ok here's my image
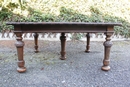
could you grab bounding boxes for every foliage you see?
[0,0,130,37]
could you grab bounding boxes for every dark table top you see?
[6,22,122,26]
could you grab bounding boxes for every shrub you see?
[0,0,130,37]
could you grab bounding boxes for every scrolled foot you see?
[17,67,26,73]
[101,66,110,71]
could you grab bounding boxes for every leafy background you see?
[0,0,130,37]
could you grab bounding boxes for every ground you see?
[0,40,130,87]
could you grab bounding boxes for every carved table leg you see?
[101,34,113,71]
[60,33,66,60]
[85,33,90,53]
[33,33,39,53]
[15,33,26,73]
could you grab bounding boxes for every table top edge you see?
[6,22,122,26]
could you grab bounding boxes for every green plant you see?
[0,0,130,38]
[71,33,84,40]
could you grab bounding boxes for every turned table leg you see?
[33,33,39,53]
[101,34,113,71]
[15,33,26,73]
[60,33,66,60]
[85,33,90,53]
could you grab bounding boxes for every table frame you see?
[6,22,121,73]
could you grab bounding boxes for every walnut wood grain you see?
[6,22,122,72]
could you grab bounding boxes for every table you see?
[6,22,121,73]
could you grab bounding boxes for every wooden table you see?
[6,22,121,73]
